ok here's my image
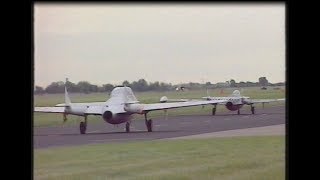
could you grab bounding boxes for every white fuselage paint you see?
[62,87,143,124]
[204,90,251,111]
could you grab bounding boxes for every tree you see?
[77,81,92,94]
[122,80,130,87]
[230,79,236,87]
[90,85,98,93]
[34,86,45,94]
[45,81,64,93]
[149,81,160,91]
[259,77,269,87]
[159,82,171,91]
[131,79,148,91]
[65,80,79,93]
[238,81,246,87]
[102,84,114,92]
[246,81,256,87]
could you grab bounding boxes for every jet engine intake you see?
[124,104,144,114]
[226,101,233,107]
[225,101,243,111]
[102,111,113,121]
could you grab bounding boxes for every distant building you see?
[215,82,230,88]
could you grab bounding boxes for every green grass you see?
[34,86,285,127]
[34,135,285,180]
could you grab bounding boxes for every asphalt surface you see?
[34,106,285,149]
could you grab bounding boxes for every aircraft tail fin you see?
[54,81,72,107]
[65,86,71,106]
[65,78,71,106]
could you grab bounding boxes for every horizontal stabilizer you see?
[124,100,140,104]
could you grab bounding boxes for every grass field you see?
[34,135,285,180]
[34,86,285,127]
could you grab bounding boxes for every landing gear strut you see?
[63,113,67,123]
[80,115,87,134]
[144,113,153,132]
[237,109,240,115]
[126,121,130,133]
[212,105,217,116]
[251,105,255,114]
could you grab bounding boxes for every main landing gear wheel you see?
[251,106,255,114]
[126,122,130,133]
[144,113,153,132]
[146,119,153,132]
[212,106,216,116]
[80,122,86,134]
[79,115,87,134]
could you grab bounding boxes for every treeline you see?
[35,79,172,94]
[34,77,285,94]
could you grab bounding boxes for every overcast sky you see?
[34,3,285,87]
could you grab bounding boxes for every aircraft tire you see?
[126,122,130,132]
[147,119,153,132]
[80,122,86,134]
[212,108,216,115]
[251,107,255,114]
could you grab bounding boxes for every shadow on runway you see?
[34,130,181,136]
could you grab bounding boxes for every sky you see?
[34,3,285,87]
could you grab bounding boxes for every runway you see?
[34,106,285,149]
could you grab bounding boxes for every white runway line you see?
[87,130,100,133]
[155,124,167,127]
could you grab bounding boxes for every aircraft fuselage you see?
[225,102,244,111]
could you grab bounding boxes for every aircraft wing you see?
[55,102,106,107]
[247,98,285,104]
[85,105,127,115]
[142,99,227,112]
[34,107,65,113]
[35,103,127,116]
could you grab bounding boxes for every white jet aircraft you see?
[160,90,285,115]
[34,86,227,134]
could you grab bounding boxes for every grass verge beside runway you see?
[34,135,285,180]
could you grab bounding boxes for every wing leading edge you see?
[249,98,285,104]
